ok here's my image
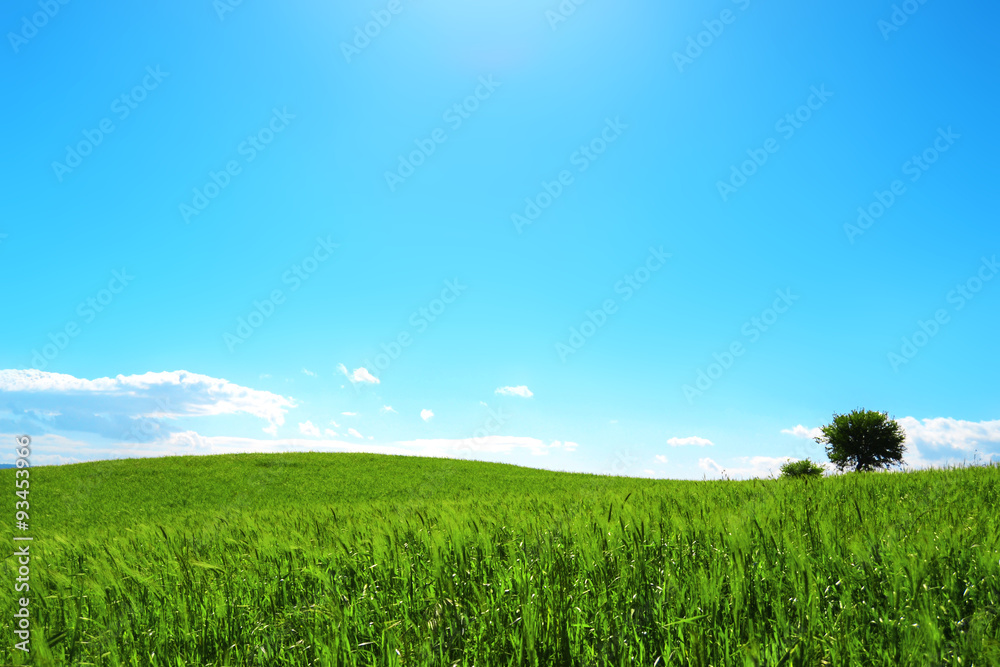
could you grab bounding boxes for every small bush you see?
[780,458,825,479]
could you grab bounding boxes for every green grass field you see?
[3,453,999,666]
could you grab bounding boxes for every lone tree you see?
[815,408,906,472]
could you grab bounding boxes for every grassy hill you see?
[3,453,999,666]
[18,452,675,536]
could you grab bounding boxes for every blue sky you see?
[1,0,998,478]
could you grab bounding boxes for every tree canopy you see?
[816,409,906,472]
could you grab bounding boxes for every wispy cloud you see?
[341,412,357,417]
[495,385,533,398]
[698,456,787,479]
[0,431,584,465]
[547,440,578,452]
[668,436,714,447]
[336,363,379,385]
[393,435,577,457]
[781,424,822,439]
[301,368,317,377]
[381,405,397,414]
[298,420,320,437]
[420,409,434,422]
[347,427,363,439]
[655,455,669,463]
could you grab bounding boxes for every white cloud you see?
[336,364,379,385]
[329,419,340,427]
[781,424,823,440]
[381,405,397,414]
[0,432,97,465]
[655,455,669,464]
[301,368,317,377]
[420,409,434,422]
[0,369,296,436]
[348,428,363,439]
[698,457,724,475]
[495,385,533,398]
[898,417,1000,468]
[668,436,714,447]
[341,412,357,417]
[899,417,1000,452]
[352,368,379,384]
[547,440,579,453]
[324,429,338,437]
[298,420,320,437]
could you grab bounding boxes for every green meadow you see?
[3,453,999,666]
